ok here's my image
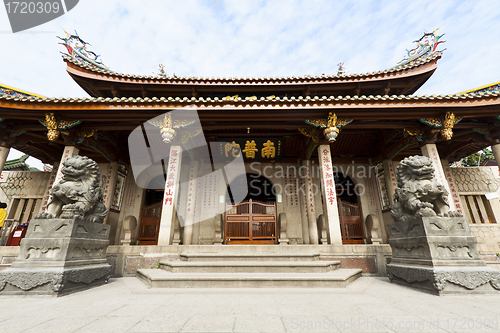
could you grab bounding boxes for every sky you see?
[2,0,500,169]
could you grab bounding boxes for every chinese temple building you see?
[1,30,500,277]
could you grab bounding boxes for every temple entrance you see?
[224,174,277,244]
[137,175,165,245]
[334,173,364,244]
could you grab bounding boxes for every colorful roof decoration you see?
[157,64,167,77]
[0,83,44,98]
[58,30,111,72]
[459,81,500,95]
[395,29,445,68]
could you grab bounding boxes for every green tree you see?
[461,148,494,167]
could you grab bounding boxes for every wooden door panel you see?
[225,199,276,244]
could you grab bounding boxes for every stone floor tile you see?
[179,315,235,332]
[233,315,286,333]
[24,317,100,333]
[73,316,143,333]
[237,302,280,316]
[128,316,192,333]
[106,303,163,317]
[352,303,408,317]
[277,303,325,316]
[236,294,276,305]
[1,316,83,333]
[192,303,241,316]
[148,304,195,318]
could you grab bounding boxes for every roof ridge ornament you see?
[156,64,167,77]
[58,30,111,72]
[337,62,345,76]
[395,28,446,68]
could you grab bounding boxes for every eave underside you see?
[1,104,499,166]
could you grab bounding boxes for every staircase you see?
[137,252,362,288]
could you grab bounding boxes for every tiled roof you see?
[1,86,498,105]
[4,155,29,170]
[62,52,442,85]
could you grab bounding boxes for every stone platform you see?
[0,218,112,295]
[138,252,361,288]
[387,216,500,295]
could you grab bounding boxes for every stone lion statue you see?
[36,155,108,223]
[391,155,461,223]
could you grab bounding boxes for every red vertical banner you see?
[318,145,342,245]
[158,146,182,245]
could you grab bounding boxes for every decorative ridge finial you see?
[58,30,111,72]
[394,28,446,68]
[337,62,345,76]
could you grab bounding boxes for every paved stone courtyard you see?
[0,276,499,333]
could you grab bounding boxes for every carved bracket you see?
[39,113,81,142]
[420,112,462,140]
[303,112,353,143]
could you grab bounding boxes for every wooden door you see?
[338,199,364,244]
[138,202,162,245]
[225,199,276,244]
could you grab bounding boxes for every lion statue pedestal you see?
[386,156,500,295]
[0,156,112,295]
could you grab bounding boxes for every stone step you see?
[160,260,340,273]
[0,264,11,271]
[137,269,362,288]
[180,252,320,261]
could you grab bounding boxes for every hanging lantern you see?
[160,127,176,143]
[148,113,196,144]
[323,127,340,142]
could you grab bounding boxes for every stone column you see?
[318,145,343,245]
[0,146,10,174]
[491,143,500,176]
[441,159,465,215]
[38,162,59,213]
[382,159,397,205]
[40,146,79,213]
[183,160,199,245]
[53,146,80,185]
[421,144,454,211]
[298,174,310,244]
[102,161,119,225]
[157,146,182,246]
[302,160,319,244]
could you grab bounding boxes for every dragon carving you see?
[36,156,108,223]
[391,156,461,222]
